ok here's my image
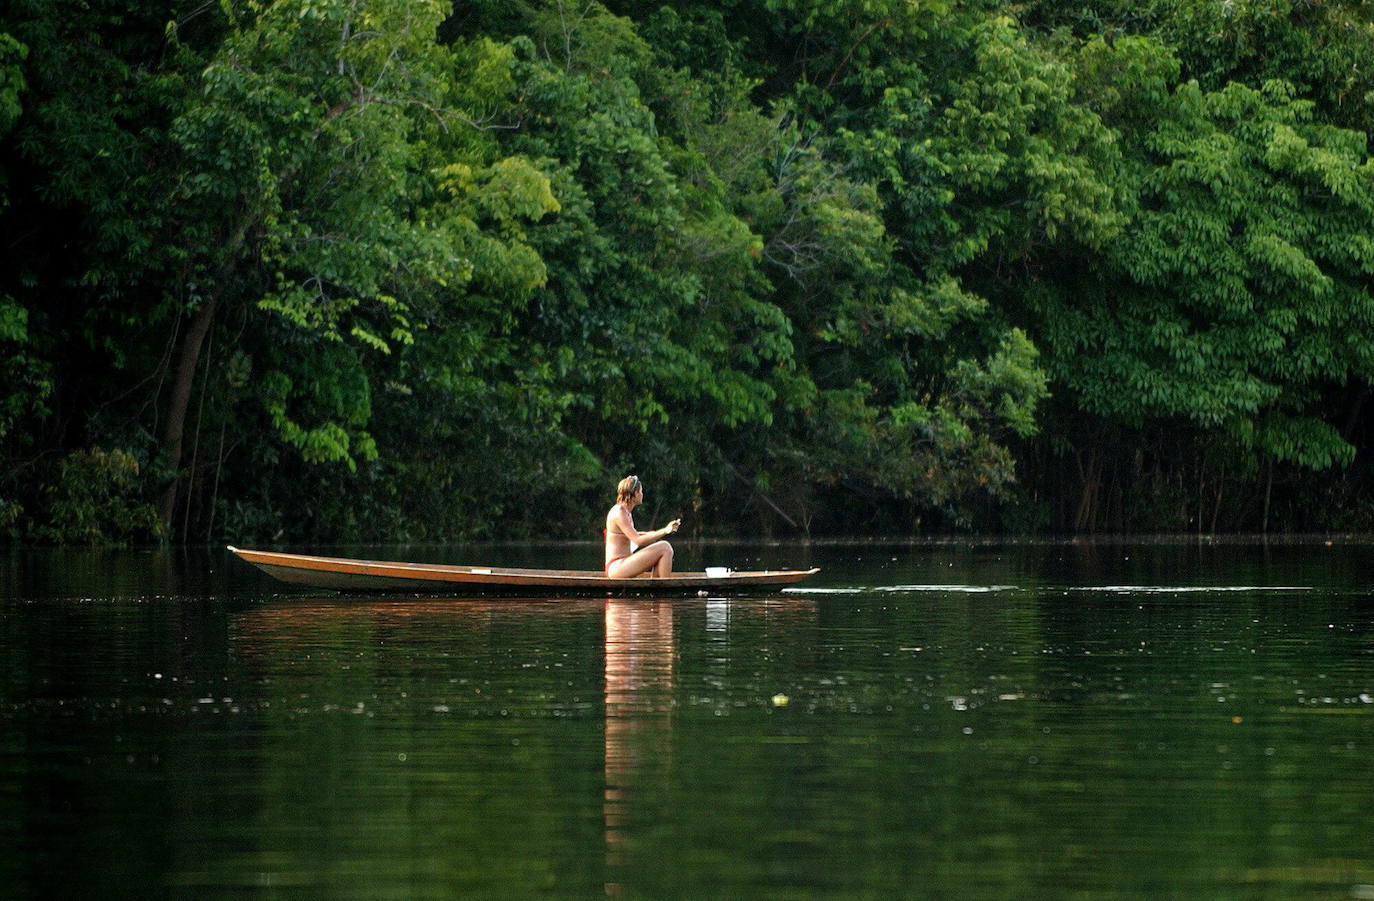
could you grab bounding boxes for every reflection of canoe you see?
[228,546,819,594]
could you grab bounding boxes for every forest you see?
[3,0,1374,544]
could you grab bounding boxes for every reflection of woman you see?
[604,475,681,578]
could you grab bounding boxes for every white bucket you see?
[705,566,731,579]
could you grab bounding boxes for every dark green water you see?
[4,540,1374,899]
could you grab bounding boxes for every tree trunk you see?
[1261,460,1273,534]
[1210,464,1224,534]
[1073,448,1100,532]
[1343,385,1369,440]
[159,297,219,531]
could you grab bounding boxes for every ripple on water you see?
[6,543,1374,899]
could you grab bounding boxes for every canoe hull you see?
[228,546,819,594]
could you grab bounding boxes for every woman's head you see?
[616,475,642,505]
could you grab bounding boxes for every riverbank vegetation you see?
[3,0,1374,544]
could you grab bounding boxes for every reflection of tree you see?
[603,600,675,897]
[227,597,612,894]
[226,594,828,896]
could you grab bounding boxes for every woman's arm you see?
[613,507,680,546]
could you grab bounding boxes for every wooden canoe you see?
[228,546,819,594]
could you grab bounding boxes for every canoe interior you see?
[228,546,818,595]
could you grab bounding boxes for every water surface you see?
[3,540,1374,898]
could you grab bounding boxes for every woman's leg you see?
[652,540,674,577]
[606,541,674,578]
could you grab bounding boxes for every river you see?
[3,539,1374,898]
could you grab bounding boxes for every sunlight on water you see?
[786,584,1021,593]
[1065,584,1315,593]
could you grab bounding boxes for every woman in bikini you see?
[605,475,681,578]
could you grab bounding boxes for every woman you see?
[604,475,681,578]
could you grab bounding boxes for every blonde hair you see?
[616,475,641,505]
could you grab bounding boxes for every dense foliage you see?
[2,0,1374,544]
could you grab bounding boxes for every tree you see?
[1045,39,1374,465]
[0,30,44,532]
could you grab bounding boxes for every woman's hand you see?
[666,518,682,535]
